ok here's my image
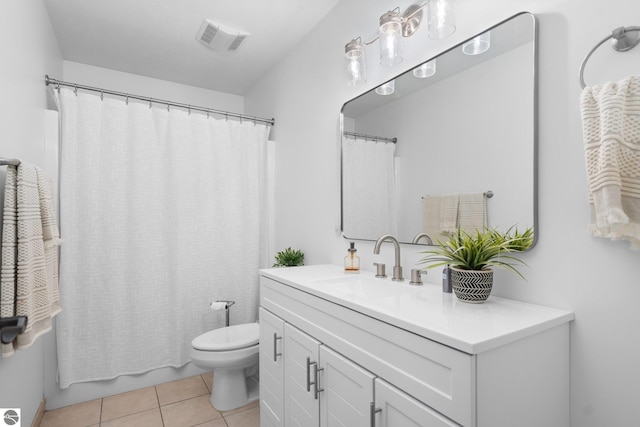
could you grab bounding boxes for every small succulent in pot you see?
[273,247,305,268]
[419,226,534,278]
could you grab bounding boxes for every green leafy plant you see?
[419,227,534,279]
[273,247,305,268]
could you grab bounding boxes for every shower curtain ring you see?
[73,85,77,96]
[125,95,129,105]
[100,90,104,101]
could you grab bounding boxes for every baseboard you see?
[31,398,46,427]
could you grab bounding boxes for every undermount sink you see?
[308,274,416,301]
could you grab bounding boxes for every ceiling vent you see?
[196,20,249,53]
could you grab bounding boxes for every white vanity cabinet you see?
[259,265,574,427]
[259,307,376,426]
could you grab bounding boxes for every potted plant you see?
[272,247,305,268]
[419,227,533,303]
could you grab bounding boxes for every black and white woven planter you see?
[450,266,493,303]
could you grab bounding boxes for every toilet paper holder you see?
[211,300,236,327]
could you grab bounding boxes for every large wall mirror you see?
[341,12,537,246]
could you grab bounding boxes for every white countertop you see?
[260,264,574,354]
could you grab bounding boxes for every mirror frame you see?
[340,11,538,249]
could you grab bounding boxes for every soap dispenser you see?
[344,242,360,273]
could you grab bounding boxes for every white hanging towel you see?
[458,192,486,234]
[422,195,443,240]
[581,75,640,249]
[440,193,460,235]
[1,163,62,357]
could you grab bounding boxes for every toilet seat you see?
[192,323,259,351]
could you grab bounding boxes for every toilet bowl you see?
[191,322,260,411]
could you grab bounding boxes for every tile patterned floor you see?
[39,373,259,427]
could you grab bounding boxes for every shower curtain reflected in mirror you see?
[55,87,270,388]
[342,137,397,240]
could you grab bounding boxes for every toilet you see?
[191,322,260,411]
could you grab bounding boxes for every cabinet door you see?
[319,346,375,427]
[374,379,461,427]
[259,308,285,427]
[284,323,321,427]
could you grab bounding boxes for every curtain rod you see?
[44,75,275,126]
[343,131,397,143]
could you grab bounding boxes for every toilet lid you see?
[192,323,259,351]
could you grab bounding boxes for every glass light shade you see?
[413,59,436,78]
[345,39,367,86]
[379,11,403,66]
[462,31,491,55]
[375,80,395,95]
[428,0,456,39]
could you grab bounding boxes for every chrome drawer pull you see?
[306,357,314,392]
[313,363,324,400]
[370,402,381,427]
[273,333,282,361]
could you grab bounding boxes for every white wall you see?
[245,0,640,426]
[0,1,62,425]
[62,61,244,114]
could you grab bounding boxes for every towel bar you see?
[0,157,20,166]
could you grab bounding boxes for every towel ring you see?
[579,26,640,89]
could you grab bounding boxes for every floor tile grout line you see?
[154,385,167,427]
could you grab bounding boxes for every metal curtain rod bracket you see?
[44,75,275,126]
[579,26,640,89]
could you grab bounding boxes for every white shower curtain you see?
[55,87,270,388]
[342,137,397,240]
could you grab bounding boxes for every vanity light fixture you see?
[413,59,436,78]
[345,37,367,86]
[428,0,456,39]
[344,1,455,85]
[462,31,491,55]
[375,80,395,95]
[379,8,404,66]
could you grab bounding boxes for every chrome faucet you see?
[373,234,403,281]
[412,233,434,245]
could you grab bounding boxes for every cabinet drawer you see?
[375,378,461,427]
[261,277,475,426]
